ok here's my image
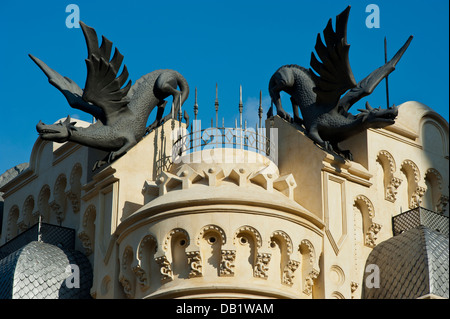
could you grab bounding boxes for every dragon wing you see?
[29,54,106,122]
[80,21,132,124]
[309,6,357,109]
[337,35,413,113]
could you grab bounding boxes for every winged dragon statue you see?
[268,6,413,160]
[30,22,189,170]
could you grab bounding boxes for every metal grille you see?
[172,127,276,163]
[0,222,75,260]
[392,207,449,237]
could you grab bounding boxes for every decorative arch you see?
[37,184,51,222]
[161,228,190,280]
[68,163,82,214]
[299,239,320,296]
[401,160,426,209]
[354,195,382,248]
[18,195,35,232]
[424,168,448,213]
[234,225,270,279]
[133,234,157,290]
[52,174,67,224]
[78,204,96,256]
[7,205,19,240]
[196,224,226,246]
[119,245,136,299]
[376,150,402,202]
[270,230,299,286]
[233,225,262,248]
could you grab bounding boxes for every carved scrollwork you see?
[78,204,96,256]
[119,247,135,299]
[282,260,300,286]
[219,250,236,277]
[68,163,82,213]
[187,251,203,278]
[155,255,174,283]
[303,269,320,296]
[254,252,271,279]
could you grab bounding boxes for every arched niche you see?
[78,204,96,256]
[354,195,382,248]
[37,185,51,223]
[376,150,402,202]
[269,230,299,286]
[197,225,226,277]
[68,163,82,214]
[233,225,270,279]
[7,205,19,240]
[401,160,426,209]
[424,168,448,214]
[52,174,68,224]
[18,195,35,232]
[134,234,158,290]
[299,239,320,296]
[119,246,136,299]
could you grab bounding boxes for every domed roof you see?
[0,241,92,299]
[362,226,449,299]
[394,101,449,136]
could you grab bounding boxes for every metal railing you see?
[172,126,276,163]
[0,222,75,260]
[392,206,449,237]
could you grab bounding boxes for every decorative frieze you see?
[254,252,271,279]
[187,251,203,278]
[219,250,236,277]
[155,255,174,283]
[282,260,300,286]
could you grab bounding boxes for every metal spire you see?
[239,85,243,129]
[258,90,263,129]
[215,83,219,128]
[384,37,390,109]
[194,87,198,121]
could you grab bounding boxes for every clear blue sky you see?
[0,0,448,175]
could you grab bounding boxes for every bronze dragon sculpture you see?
[268,6,413,160]
[30,22,189,170]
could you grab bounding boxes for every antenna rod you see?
[215,83,219,128]
[258,90,263,129]
[239,85,243,129]
[384,37,390,108]
[194,87,198,121]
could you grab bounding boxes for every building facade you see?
[0,100,448,299]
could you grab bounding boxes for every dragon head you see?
[36,116,78,143]
[357,102,398,129]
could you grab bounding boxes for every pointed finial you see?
[38,214,43,242]
[258,90,263,128]
[215,83,219,128]
[239,85,243,128]
[194,87,198,121]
